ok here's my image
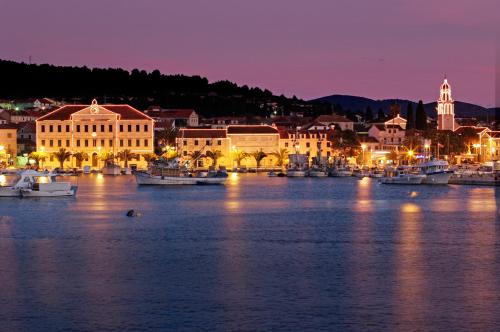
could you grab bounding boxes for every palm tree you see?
[117,149,138,168]
[271,148,289,167]
[73,151,89,168]
[142,152,158,166]
[188,150,205,168]
[232,150,248,167]
[156,127,179,153]
[205,150,223,167]
[251,149,267,169]
[29,151,46,169]
[162,149,178,161]
[52,148,72,169]
[99,152,116,166]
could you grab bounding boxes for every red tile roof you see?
[147,109,196,119]
[37,104,152,121]
[227,125,278,134]
[180,129,227,139]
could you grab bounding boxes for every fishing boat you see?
[0,170,77,197]
[329,166,353,177]
[134,158,227,185]
[307,167,328,177]
[380,166,425,185]
[414,160,453,184]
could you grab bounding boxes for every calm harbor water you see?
[0,174,499,331]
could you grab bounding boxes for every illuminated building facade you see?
[36,100,154,169]
[437,78,456,131]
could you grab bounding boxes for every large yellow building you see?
[0,124,17,165]
[177,125,281,168]
[36,100,154,169]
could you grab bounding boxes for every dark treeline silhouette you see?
[0,59,332,118]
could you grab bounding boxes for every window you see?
[136,139,140,147]
[128,124,132,132]
[49,140,53,147]
[49,125,53,132]
[194,140,199,146]
[144,124,148,132]
[327,142,331,147]
[85,140,89,147]
[76,140,80,147]
[128,139,132,147]
[66,140,70,147]
[306,142,310,148]
[66,125,70,132]
[120,125,124,132]
[206,140,211,146]
[109,140,113,147]
[120,140,124,147]
[136,124,140,132]
[84,125,88,132]
[7,133,12,138]
[183,151,187,156]
[92,125,96,132]
[101,124,105,132]
[101,139,105,147]
[76,125,80,132]
[41,140,45,146]
[285,142,289,148]
[93,140,96,147]
[109,125,113,132]
[217,140,221,146]
[144,139,149,147]
[57,140,61,147]
[58,125,61,132]
[183,140,187,145]
[41,125,45,133]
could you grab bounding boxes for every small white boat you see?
[0,170,77,197]
[352,168,369,178]
[102,164,121,175]
[308,169,328,177]
[287,168,307,177]
[329,166,353,177]
[380,166,425,185]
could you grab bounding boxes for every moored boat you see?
[414,160,453,184]
[380,166,425,185]
[1,170,77,197]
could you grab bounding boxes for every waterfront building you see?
[0,124,17,163]
[367,123,405,151]
[177,125,280,168]
[7,109,40,124]
[36,99,154,169]
[315,114,354,131]
[279,128,334,164]
[479,130,500,161]
[145,107,199,127]
[437,78,457,131]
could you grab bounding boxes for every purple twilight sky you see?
[1,0,499,106]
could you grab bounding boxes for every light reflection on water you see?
[0,174,498,331]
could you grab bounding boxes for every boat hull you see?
[21,187,77,197]
[287,170,306,177]
[0,188,21,197]
[380,176,424,185]
[422,172,453,185]
[135,172,226,185]
[308,171,327,177]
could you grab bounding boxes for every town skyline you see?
[1,0,499,107]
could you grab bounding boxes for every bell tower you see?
[436,78,455,131]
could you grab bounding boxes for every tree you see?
[142,153,158,166]
[188,150,205,168]
[377,108,385,120]
[232,150,248,167]
[251,149,267,168]
[271,148,289,167]
[52,148,72,169]
[365,106,373,122]
[73,151,88,168]
[406,103,415,129]
[332,130,360,157]
[205,150,223,166]
[29,151,46,169]
[415,100,427,130]
[100,152,115,166]
[117,149,138,168]
[156,127,178,152]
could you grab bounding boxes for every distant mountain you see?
[312,94,495,120]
